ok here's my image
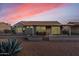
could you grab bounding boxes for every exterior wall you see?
[0,24,11,32]
[71,26,79,34]
[51,26,61,35]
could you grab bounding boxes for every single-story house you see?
[0,22,11,33]
[13,21,62,35]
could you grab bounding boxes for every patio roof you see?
[14,21,61,26]
[68,22,79,25]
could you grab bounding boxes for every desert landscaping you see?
[1,36,79,56]
[17,39,79,56]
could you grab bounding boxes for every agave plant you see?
[0,39,22,56]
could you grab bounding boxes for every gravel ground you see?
[17,39,79,56]
[0,36,79,56]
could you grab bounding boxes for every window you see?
[16,27,23,33]
[24,26,33,35]
[36,26,46,32]
[51,26,60,35]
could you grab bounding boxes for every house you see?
[13,21,79,36]
[13,21,62,35]
[0,22,11,33]
[11,21,79,40]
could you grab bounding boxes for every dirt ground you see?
[17,39,79,56]
[1,38,79,56]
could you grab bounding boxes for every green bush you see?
[0,39,22,56]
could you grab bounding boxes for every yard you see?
[17,40,79,56]
[0,36,79,56]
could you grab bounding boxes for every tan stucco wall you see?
[0,24,11,32]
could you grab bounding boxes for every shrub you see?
[0,39,22,56]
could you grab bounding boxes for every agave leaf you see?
[10,39,17,53]
[0,42,5,53]
[12,47,23,55]
[7,39,12,52]
[0,43,1,53]
[9,39,22,55]
[11,39,22,55]
[2,41,7,53]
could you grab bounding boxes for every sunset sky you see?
[0,3,79,25]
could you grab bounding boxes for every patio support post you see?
[22,26,24,34]
[69,26,71,36]
[32,26,34,35]
[33,26,36,35]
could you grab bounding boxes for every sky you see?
[0,3,79,25]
